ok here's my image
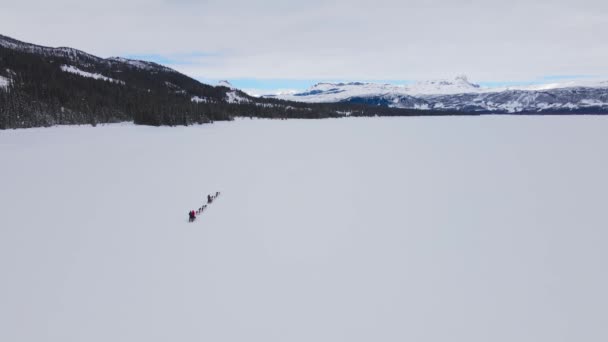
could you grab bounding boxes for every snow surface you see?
[60,65,125,84]
[0,75,9,89]
[226,90,250,103]
[2,117,608,342]
[243,88,299,97]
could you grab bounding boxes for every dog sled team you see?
[188,191,221,222]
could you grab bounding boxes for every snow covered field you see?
[1,117,608,342]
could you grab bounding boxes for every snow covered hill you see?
[265,76,480,103]
[267,76,608,113]
[0,75,9,89]
[0,34,173,73]
[2,117,608,342]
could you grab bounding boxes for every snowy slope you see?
[405,74,481,94]
[0,75,9,89]
[217,80,235,88]
[216,80,251,103]
[267,76,608,113]
[61,65,125,84]
[507,79,608,91]
[225,90,250,103]
[267,76,482,103]
[270,76,608,102]
[361,87,608,113]
[2,117,608,342]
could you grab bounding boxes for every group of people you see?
[188,191,221,222]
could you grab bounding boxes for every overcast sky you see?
[1,0,607,91]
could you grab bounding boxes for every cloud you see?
[541,75,595,81]
[1,0,607,83]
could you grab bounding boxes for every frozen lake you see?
[1,116,608,342]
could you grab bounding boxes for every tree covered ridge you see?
[0,35,452,129]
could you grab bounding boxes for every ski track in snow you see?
[1,117,608,342]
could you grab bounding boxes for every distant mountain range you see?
[266,76,608,114]
[1,33,607,129]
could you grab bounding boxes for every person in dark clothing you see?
[207,194,213,204]
[189,210,196,222]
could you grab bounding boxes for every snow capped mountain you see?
[266,76,483,103]
[2,33,607,119]
[406,75,481,95]
[282,82,407,103]
[266,76,608,114]
[375,87,608,113]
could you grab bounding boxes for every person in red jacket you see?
[188,210,196,222]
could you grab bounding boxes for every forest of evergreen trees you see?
[0,35,455,130]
